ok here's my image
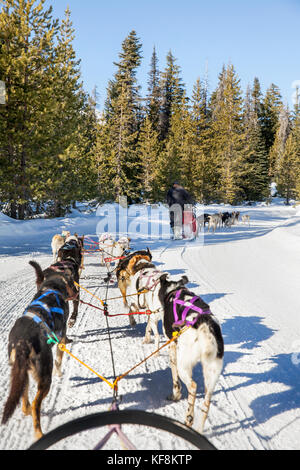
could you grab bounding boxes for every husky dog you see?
[1,261,78,440]
[116,249,152,326]
[51,231,71,262]
[125,266,172,351]
[99,235,131,272]
[241,214,250,226]
[158,275,224,434]
[56,234,84,328]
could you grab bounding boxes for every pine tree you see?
[38,6,89,217]
[291,94,300,200]
[0,2,91,218]
[242,88,269,201]
[153,93,187,200]
[147,46,161,133]
[261,83,283,175]
[96,31,143,202]
[276,132,299,204]
[189,78,216,202]
[94,118,116,203]
[209,63,245,204]
[158,50,184,140]
[270,105,291,183]
[0,0,59,218]
[191,77,209,132]
[137,115,161,202]
[252,77,263,119]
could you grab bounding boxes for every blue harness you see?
[23,290,64,343]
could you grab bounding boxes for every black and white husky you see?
[158,275,224,434]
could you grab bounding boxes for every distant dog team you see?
[196,210,250,235]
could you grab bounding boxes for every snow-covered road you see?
[0,202,299,450]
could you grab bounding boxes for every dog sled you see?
[28,406,216,450]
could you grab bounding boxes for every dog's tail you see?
[2,340,31,425]
[29,260,44,286]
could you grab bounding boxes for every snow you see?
[0,200,300,450]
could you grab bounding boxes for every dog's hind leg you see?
[53,337,66,377]
[167,342,182,402]
[68,298,79,328]
[176,355,197,427]
[143,317,152,344]
[128,305,137,327]
[32,378,51,440]
[118,278,128,308]
[143,316,160,354]
[22,378,32,416]
[198,357,223,433]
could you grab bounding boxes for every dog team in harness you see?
[2,178,225,443]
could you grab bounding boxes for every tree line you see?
[1,1,300,219]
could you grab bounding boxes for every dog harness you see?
[172,289,211,327]
[50,259,76,272]
[23,290,64,339]
[138,269,163,292]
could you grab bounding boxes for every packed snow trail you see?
[0,202,299,450]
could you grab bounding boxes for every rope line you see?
[58,343,115,390]
[113,328,189,388]
[75,281,149,305]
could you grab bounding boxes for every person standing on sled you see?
[167,182,196,239]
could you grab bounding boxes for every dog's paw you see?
[166,393,181,402]
[22,404,32,416]
[68,318,76,328]
[142,336,152,344]
[185,415,194,427]
[34,430,44,441]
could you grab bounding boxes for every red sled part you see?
[182,211,197,235]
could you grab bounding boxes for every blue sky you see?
[45,0,300,110]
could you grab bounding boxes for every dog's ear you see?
[29,261,44,288]
[160,273,169,283]
[180,275,189,285]
[146,247,152,259]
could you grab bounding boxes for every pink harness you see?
[173,289,211,327]
[139,269,163,292]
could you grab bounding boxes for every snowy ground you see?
[0,200,300,450]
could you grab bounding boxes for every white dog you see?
[159,276,224,434]
[125,264,168,352]
[99,234,131,271]
[242,214,250,226]
[51,230,71,262]
[207,214,220,233]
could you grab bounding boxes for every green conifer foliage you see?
[261,83,283,176]
[95,31,143,203]
[0,0,58,218]
[0,2,96,218]
[158,50,184,141]
[210,64,245,204]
